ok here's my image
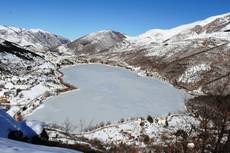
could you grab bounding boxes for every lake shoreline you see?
[28,63,186,130]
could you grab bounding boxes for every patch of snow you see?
[15,83,49,104]
[178,63,211,83]
[24,120,45,135]
[187,142,195,149]
[186,32,230,41]
[222,23,230,31]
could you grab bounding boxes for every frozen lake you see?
[28,64,186,129]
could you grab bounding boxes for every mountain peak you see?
[29,28,50,34]
[66,30,126,54]
[0,25,70,51]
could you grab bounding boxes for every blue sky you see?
[0,0,229,40]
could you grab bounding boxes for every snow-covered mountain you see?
[59,12,230,95]
[0,25,70,51]
[64,30,126,55]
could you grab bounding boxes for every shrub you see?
[147,115,153,123]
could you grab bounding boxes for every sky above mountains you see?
[0,0,229,40]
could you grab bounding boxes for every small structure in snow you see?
[187,142,195,149]
[157,117,167,125]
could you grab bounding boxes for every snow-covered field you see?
[28,64,186,130]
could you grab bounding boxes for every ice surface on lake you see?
[28,64,186,129]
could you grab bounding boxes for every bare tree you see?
[63,118,77,134]
[186,95,230,153]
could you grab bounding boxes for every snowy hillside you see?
[82,114,198,146]
[0,25,70,51]
[0,39,70,116]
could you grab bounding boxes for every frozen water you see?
[28,64,186,128]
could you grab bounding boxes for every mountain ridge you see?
[0,25,70,51]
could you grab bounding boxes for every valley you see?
[0,12,230,152]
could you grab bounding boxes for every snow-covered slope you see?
[130,12,230,44]
[0,104,81,153]
[82,114,198,146]
[0,137,81,153]
[0,25,70,51]
[46,113,199,152]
